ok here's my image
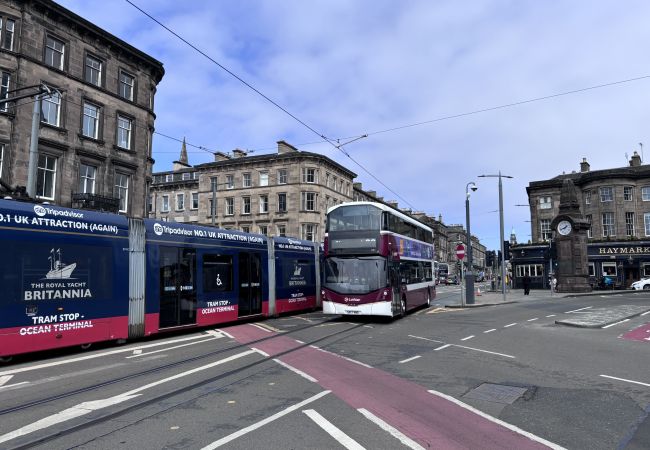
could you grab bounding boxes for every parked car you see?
[631,278,650,290]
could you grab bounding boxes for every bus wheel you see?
[80,343,92,350]
[0,356,13,363]
[426,290,431,306]
[400,297,407,316]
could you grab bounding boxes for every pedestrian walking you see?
[523,274,531,295]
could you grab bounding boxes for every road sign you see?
[456,243,466,260]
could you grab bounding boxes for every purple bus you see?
[322,202,435,317]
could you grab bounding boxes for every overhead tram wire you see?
[124,0,418,210]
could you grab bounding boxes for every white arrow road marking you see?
[303,409,365,450]
[0,349,257,445]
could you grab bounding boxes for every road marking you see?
[460,335,475,341]
[504,323,517,328]
[600,375,650,388]
[295,339,305,344]
[205,330,225,338]
[201,391,330,449]
[454,345,515,359]
[427,390,565,450]
[408,335,444,344]
[302,409,365,450]
[217,329,235,339]
[311,347,373,369]
[641,311,650,316]
[434,344,451,351]
[399,355,421,364]
[251,348,270,358]
[546,314,556,318]
[0,334,222,377]
[126,338,217,359]
[0,381,30,390]
[249,323,272,333]
[484,329,497,334]
[602,319,630,329]
[565,306,592,313]
[363,325,374,328]
[273,359,318,382]
[527,318,539,322]
[358,408,425,450]
[0,375,13,387]
[0,349,258,445]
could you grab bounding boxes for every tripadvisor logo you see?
[34,205,47,217]
[153,223,164,236]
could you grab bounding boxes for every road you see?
[0,290,649,449]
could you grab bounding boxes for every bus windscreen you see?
[323,256,387,294]
[327,205,382,232]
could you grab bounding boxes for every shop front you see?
[588,242,650,289]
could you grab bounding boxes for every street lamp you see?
[478,171,513,302]
[465,181,477,305]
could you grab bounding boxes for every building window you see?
[119,70,135,101]
[602,212,614,237]
[302,224,316,241]
[625,212,635,237]
[260,195,268,213]
[259,171,269,187]
[643,263,650,278]
[243,172,251,188]
[226,174,234,189]
[84,54,102,86]
[191,192,199,209]
[326,173,330,188]
[225,197,234,215]
[585,190,591,205]
[147,195,153,214]
[302,167,317,183]
[259,225,268,235]
[642,187,650,201]
[539,196,552,209]
[176,193,185,211]
[82,102,100,139]
[645,213,650,236]
[41,89,61,127]
[1,18,15,51]
[586,214,592,238]
[624,186,633,201]
[114,173,129,213]
[588,262,595,277]
[165,174,173,183]
[45,36,65,70]
[301,192,316,211]
[0,71,10,112]
[242,196,251,214]
[277,224,286,237]
[36,154,57,200]
[278,193,287,212]
[333,176,338,191]
[599,187,613,202]
[278,169,287,184]
[162,195,169,212]
[116,115,133,150]
[540,219,551,241]
[602,262,617,276]
[78,163,96,194]
[242,226,250,233]
[346,183,350,196]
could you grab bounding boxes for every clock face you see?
[557,220,572,236]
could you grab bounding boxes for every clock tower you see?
[550,178,592,292]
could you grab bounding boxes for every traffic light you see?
[503,241,511,260]
[486,251,494,267]
[497,250,502,266]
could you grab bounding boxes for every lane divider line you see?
[460,335,475,341]
[358,408,425,450]
[565,306,592,314]
[434,344,451,351]
[273,359,318,383]
[126,338,217,359]
[483,329,497,334]
[201,391,331,449]
[249,323,272,333]
[408,335,445,344]
[399,355,421,364]
[0,381,30,390]
[311,347,373,369]
[602,319,630,329]
[504,323,517,328]
[427,390,565,450]
[527,318,539,322]
[546,314,556,318]
[641,311,650,316]
[302,409,365,450]
[454,345,515,359]
[251,348,270,358]
[600,374,650,388]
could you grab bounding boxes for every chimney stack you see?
[232,149,247,158]
[214,151,231,162]
[630,151,642,167]
[580,157,590,172]
[277,140,299,154]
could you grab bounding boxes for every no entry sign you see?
[456,243,466,260]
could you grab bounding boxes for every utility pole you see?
[25,85,59,198]
[479,171,513,303]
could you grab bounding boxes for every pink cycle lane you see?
[622,323,650,342]
[226,323,563,450]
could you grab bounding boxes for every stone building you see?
[444,224,486,277]
[0,0,164,217]
[149,140,356,241]
[512,152,650,289]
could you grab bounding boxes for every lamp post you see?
[478,171,513,303]
[465,181,477,305]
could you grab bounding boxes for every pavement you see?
[444,285,650,329]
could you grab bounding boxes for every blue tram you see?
[0,198,320,361]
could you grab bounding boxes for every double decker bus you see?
[322,202,435,317]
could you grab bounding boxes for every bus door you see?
[159,247,197,328]
[238,252,262,317]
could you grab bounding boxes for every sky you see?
[57,0,650,251]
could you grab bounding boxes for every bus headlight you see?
[383,290,388,297]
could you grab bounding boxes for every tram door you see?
[159,247,197,328]
[238,252,262,317]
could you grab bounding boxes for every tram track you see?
[0,315,350,417]
[4,318,369,450]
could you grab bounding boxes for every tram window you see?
[203,254,233,292]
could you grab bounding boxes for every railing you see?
[71,192,120,213]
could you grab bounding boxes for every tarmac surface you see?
[445,286,650,328]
